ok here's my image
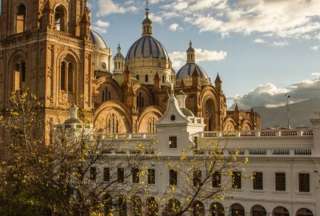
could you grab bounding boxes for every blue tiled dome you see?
[176,63,209,80]
[126,36,170,61]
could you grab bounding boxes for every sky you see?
[88,0,320,108]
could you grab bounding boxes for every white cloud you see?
[169,23,182,32]
[254,38,266,44]
[149,13,163,23]
[311,45,320,51]
[156,0,320,41]
[235,74,320,109]
[96,0,137,16]
[169,48,227,69]
[93,19,110,33]
[272,41,289,47]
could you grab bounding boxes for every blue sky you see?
[89,0,320,108]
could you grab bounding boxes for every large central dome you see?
[126,36,169,61]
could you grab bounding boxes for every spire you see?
[215,73,222,84]
[142,0,152,36]
[117,44,121,54]
[187,40,196,63]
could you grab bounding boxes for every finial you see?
[189,40,192,48]
[145,0,150,18]
[117,44,121,53]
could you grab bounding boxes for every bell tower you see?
[0,0,94,143]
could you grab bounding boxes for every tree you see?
[0,91,144,216]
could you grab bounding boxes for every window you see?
[145,74,149,82]
[275,172,286,191]
[67,62,73,92]
[170,115,176,121]
[117,168,124,183]
[169,136,177,148]
[253,172,263,190]
[136,75,140,80]
[132,168,139,183]
[55,5,66,31]
[60,56,75,93]
[193,170,202,187]
[299,173,310,192]
[148,169,155,184]
[148,117,156,134]
[60,62,66,90]
[14,61,26,90]
[102,87,111,101]
[212,172,221,188]
[162,76,165,83]
[137,92,145,109]
[232,171,241,189]
[16,4,26,33]
[106,113,119,135]
[169,170,177,186]
[104,168,110,182]
[90,167,97,181]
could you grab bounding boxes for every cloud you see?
[93,19,110,33]
[149,13,163,23]
[156,0,320,41]
[96,0,137,16]
[311,45,320,51]
[234,74,320,109]
[169,48,227,69]
[254,38,266,44]
[169,23,182,32]
[272,41,289,47]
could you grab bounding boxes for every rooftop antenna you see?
[286,94,291,129]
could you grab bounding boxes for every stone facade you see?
[0,1,260,145]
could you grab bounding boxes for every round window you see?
[101,62,107,69]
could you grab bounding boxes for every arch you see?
[146,197,159,216]
[8,51,27,92]
[104,194,113,216]
[230,203,245,216]
[118,196,127,216]
[131,196,142,216]
[241,120,252,132]
[223,118,236,132]
[137,106,163,134]
[251,205,266,216]
[98,79,122,104]
[59,54,76,94]
[94,101,131,134]
[192,201,205,216]
[54,4,67,31]
[16,4,26,33]
[163,199,181,216]
[210,202,224,216]
[135,86,152,111]
[296,208,313,216]
[273,206,289,216]
[203,98,216,131]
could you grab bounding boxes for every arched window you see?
[164,199,181,216]
[137,92,145,109]
[106,113,119,135]
[104,194,113,216]
[204,99,215,131]
[145,74,149,83]
[210,202,224,216]
[146,197,159,216]
[60,55,75,94]
[251,205,266,216]
[16,4,26,33]
[55,5,66,31]
[296,208,313,216]
[14,60,26,91]
[230,203,245,216]
[131,196,142,216]
[192,201,205,216]
[273,206,289,216]
[118,196,127,216]
[102,87,111,102]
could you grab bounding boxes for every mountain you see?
[253,98,320,129]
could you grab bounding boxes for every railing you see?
[95,132,155,140]
[199,129,313,138]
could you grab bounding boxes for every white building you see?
[63,91,320,216]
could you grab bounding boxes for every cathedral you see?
[0,0,260,140]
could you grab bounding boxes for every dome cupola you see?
[176,41,209,81]
[114,44,125,74]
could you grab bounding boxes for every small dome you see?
[91,30,108,49]
[114,44,124,60]
[126,36,170,61]
[176,63,209,80]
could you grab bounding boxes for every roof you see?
[91,30,108,49]
[176,63,209,80]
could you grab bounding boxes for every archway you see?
[163,199,181,216]
[211,202,224,216]
[203,99,215,131]
[131,196,142,216]
[137,107,162,134]
[230,203,245,216]
[273,206,289,216]
[146,197,159,216]
[55,5,67,31]
[192,201,205,216]
[296,208,313,216]
[251,205,267,216]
